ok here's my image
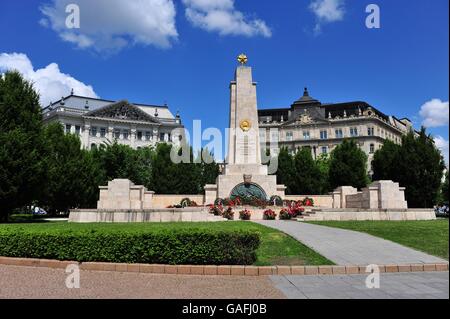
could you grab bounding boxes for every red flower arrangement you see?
[279,208,293,220]
[263,209,277,220]
[209,205,223,216]
[239,209,252,220]
[303,197,314,207]
[222,207,235,220]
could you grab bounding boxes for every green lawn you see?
[309,220,449,260]
[0,221,333,266]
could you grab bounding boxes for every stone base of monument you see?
[69,208,227,223]
[298,208,436,221]
[68,179,227,223]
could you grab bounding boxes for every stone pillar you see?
[108,124,114,141]
[82,123,90,149]
[332,186,358,208]
[204,184,218,205]
[130,126,137,149]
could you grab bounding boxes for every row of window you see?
[282,126,399,141]
[284,128,359,141]
[287,143,377,156]
[64,124,170,141]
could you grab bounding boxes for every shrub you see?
[0,228,259,265]
[239,209,252,220]
[263,209,276,220]
[279,208,293,220]
[222,207,235,220]
[214,198,224,206]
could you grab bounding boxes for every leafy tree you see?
[0,71,45,220]
[91,142,155,188]
[150,143,179,194]
[200,148,220,188]
[275,147,295,194]
[397,129,445,208]
[316,153,331,194]
[372,140,401,181]
[372,129,445,208]
[329,139,369,190]
[39,123,103,214]
[293,147,322,195]
[173,146,202,194]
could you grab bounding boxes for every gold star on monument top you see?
[237,54,248,65]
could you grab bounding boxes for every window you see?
[137,131,143,141]
[65,124,71,134]
[100,128,106,138]
[335,129,343,138]
[114,129,120,139]
[370,144,375,154]
[303,131,310,140]
[91,143,97,150]
[122,130,129,140]
[321,146,328,154]
[168,133,171,142]
[91,126,97,137]
[160,133,165,141]
[367,127,374,136]
[286,131,293,141]
[145,131,152,141]
[350,127,358,137]
[320,130,328,139]
[75,126,81,135]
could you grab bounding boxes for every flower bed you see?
[239,209,252,220]
[263,209,277,220]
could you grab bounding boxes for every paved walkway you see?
[255,221,448,265]
[270,272,449,299]
[0,265,447,299]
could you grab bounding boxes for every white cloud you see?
[182,0,272,37]
[434,136,449,166]
[40,0,178,52]
[0,53,98,107]
[309,0,345,34]
[419,99,449,128]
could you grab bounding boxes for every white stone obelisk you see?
[202,55,286,202]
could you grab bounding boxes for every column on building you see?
[130,125,137,149]
[108,123,114,141]
[83,121,90,149]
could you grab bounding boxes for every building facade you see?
[258,88,414,173]
[42,93,184,150]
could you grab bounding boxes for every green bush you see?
[0,228,260,265]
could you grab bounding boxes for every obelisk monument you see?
[225,53,267,175]
[203,54,285,202]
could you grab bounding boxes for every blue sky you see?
[0,0,448,162]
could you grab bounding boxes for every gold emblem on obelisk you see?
[237,54,248,65]
[240,119,251,132]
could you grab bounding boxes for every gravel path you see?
[255,220,448,265]
[0,265,284,299]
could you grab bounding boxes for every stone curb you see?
[0,257,448,276]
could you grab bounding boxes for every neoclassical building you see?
[258,88,414,172]
[42,93,184,150]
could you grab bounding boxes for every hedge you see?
[0,229,260,265]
